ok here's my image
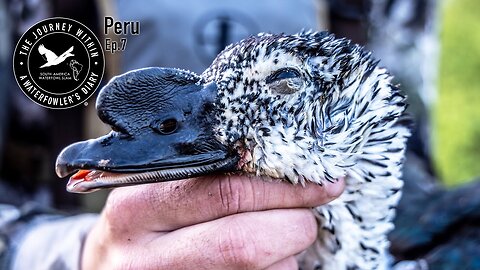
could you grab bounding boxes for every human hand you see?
[81,175,345,270]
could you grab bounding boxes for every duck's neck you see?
[302,63,410,269]
[302,122,409,269]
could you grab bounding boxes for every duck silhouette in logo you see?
[38,44,74,68]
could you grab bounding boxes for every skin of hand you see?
[81,175,345,270]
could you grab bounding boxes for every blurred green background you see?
[435,0,480,186]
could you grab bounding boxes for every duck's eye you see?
[266,68,303,94]
[152,119,178,135]
[266,68,301,84]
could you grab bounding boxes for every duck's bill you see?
[55,132,239,193]
[55,132,240,194]
[64,157,238,193]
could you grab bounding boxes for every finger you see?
[263,256,298,270]
[104,175,345,231]
[113,208,317,270]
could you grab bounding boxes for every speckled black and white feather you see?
[202,31,410,270]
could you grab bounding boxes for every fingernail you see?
[325,177,346,198]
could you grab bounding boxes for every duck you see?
[56,31,410,270]
[38,44,74,68]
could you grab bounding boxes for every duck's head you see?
[56,31,408,193]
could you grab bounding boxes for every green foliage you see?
[435,0,480,186]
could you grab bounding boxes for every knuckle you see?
[217,176,244,214]
[103,196,129,235]
[216,220,259,269]
[102,188,145,237]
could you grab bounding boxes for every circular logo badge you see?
[13,17,105,109]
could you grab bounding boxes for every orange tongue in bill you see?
[71,170,92,180]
